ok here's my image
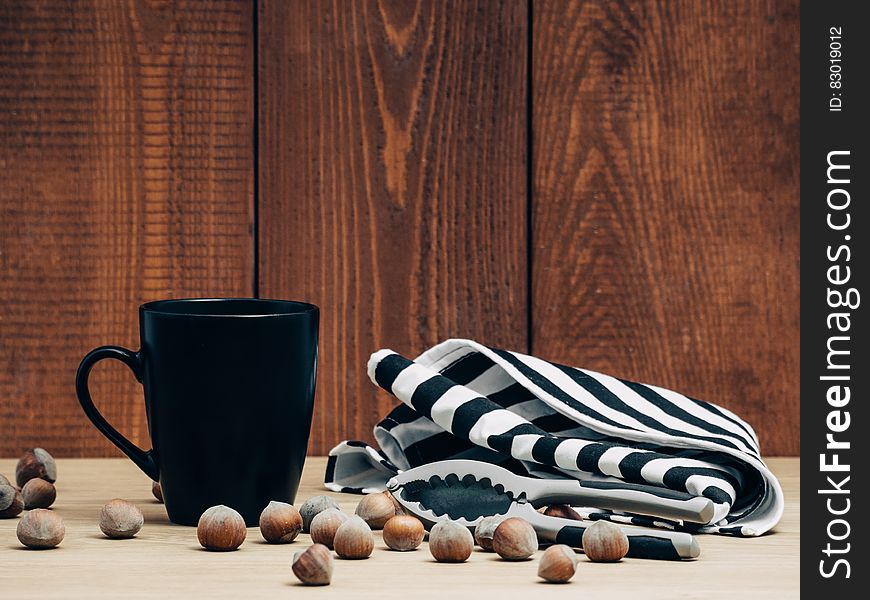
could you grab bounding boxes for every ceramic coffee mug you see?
[75,298,319,526]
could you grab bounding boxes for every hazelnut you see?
[333,515,374,559]
[354,491,398,529]
[1,482,24,518]
[582,520,629,562]
[382,514,424,551]
[22,478,57,509]
[259,500,302,543]
[492,517,538,561]
[15,447,57,487]
[537,544,578,583]
[0,473,10,486]
[428,520,474,563]
[310,508,348,549]
[100,499,144,539]
[152,481,164,503]
[197,505,247,551]
[299,495,339,533]
[473,515,506,551]
[543,504,581,521]
[17,509,64,549]
[384,489,405,515]
[292,543,333,586]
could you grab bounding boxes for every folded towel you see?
[325,339,783,536]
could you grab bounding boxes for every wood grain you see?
[0,456,800,599]
[258,0,529,454]
[531,0,800,454]
[0,1,801,458]
[0,0,254,457]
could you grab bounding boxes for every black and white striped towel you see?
[325,339,783,536]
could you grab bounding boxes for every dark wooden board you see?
[0,0,801,458]
[258,0,529,454]
[0,0,254,457]
[531,0,800,454]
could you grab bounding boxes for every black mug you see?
[75,298,319,526]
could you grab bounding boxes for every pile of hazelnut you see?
[2,448,65,549]
[2,448,146,549]
[3,450,631,586]
[281,491,630,586]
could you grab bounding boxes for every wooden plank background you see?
[0,0,799,458]
[0,0,254,456]
[531,0,800,455]
[258,0,528,452]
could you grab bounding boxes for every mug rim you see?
[140,297,318,318]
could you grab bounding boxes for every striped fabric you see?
[325,339,783,537]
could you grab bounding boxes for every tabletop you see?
[0,456,799,599]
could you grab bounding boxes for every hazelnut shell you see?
[197,505,247,551]
[543,504,582,521]
[537,544,578,582]
[17,509,65,549]
[492,517,538,561]
[428,520,474,563]
[15,447,57,487]
[100,499,144,539]
[354,491,398,529]
[333,515,374,559]
[22,478,57,510]
[384,489,405,515]
[2,479,18,506]
[310,507,348,549]
[0,484,24,518]
[473,515,506,551]
[259,501,302,544]
[292,543,334,586]
[151,481,164,503]
[582,520,629,562]
[382,514,425,551]
[299,495,339,533]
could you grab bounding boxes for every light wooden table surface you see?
[1,457,798,599]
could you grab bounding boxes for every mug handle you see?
[75,346,159,481]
